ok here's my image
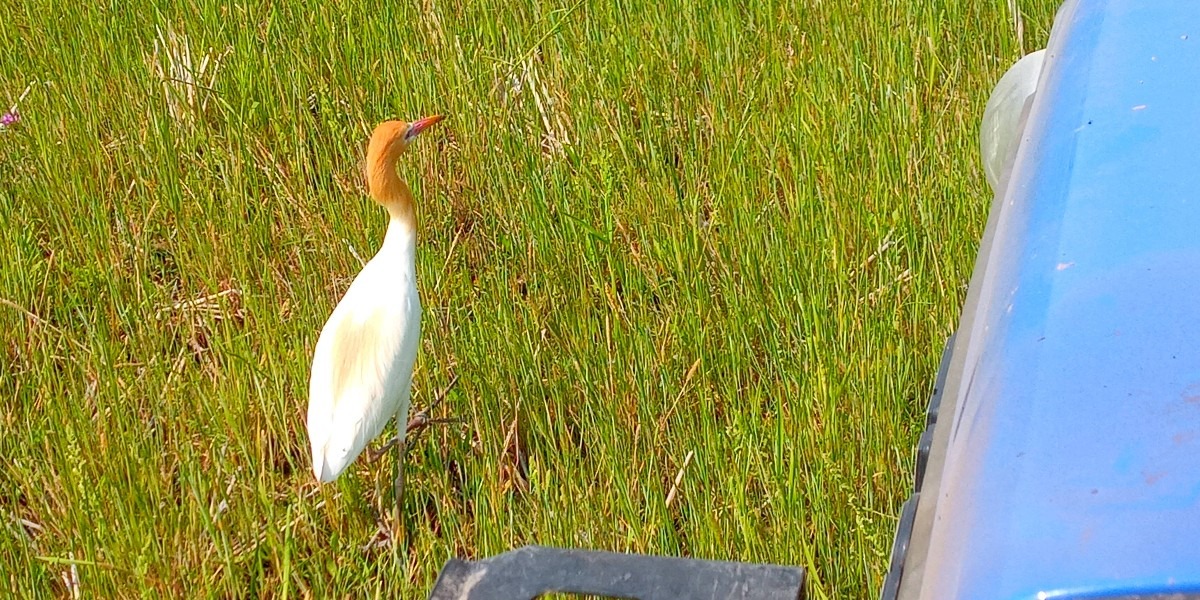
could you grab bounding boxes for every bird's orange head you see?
[366,115,444,164]
[365,115,444,219]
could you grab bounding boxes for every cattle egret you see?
[307,116,444,488]
[980,49,1046,193]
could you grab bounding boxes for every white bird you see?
[980,49,1046,193]
[307,115,444,485]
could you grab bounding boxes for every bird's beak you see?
[404,114,445,142]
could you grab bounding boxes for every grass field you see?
[1,0,1056,597]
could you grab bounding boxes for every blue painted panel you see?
[920,1,1200,598]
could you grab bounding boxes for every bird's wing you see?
[307,283,421,482]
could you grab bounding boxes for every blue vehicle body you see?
[884,1,1200,598]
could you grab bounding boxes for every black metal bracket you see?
[879,332,957,600]
[427,545,805,600]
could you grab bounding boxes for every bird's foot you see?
[361,520,395,552]
[368,434,404,462]
[401,373,461,441]
[404,411,461,436]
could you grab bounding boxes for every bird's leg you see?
[371,466,386,526]
[369,373,461,543]
[392,437,407,528]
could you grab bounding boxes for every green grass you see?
[1,0,1057,597]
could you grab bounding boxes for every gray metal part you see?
[427,545,805,600]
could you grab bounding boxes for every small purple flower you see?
[0,111,18,127]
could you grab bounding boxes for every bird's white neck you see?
[379,217,417,268]
[366,146,418,272]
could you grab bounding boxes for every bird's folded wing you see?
[308,303,412,480]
